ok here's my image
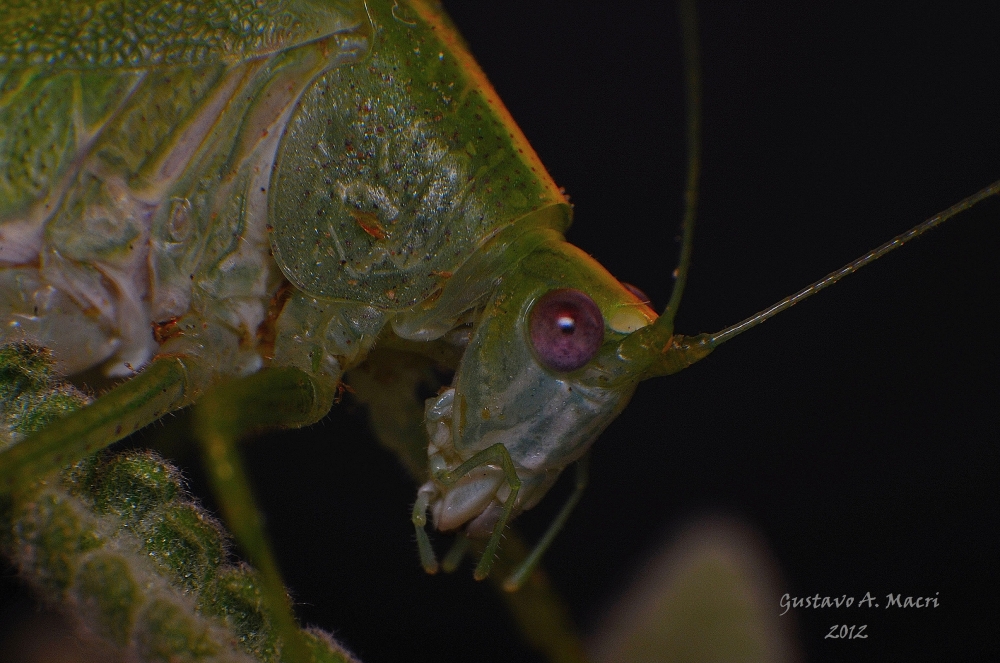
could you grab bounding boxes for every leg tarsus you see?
[503,454,590,592]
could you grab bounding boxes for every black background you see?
[3,2,999,662]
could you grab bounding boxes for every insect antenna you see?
[629,1,999,378]
[704,177,1000,349]
[659,0,702,338]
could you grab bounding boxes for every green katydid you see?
[1,1,997,661]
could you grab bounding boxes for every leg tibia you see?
[436,443,522,581]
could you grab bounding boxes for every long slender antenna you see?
[661,0,702,330]
[707,179,1000,348]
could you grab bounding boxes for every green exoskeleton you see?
[1,2,997,653]
[0,0,694,587]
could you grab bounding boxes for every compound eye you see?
[528,289,605,372]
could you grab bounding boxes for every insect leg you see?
[191,367,332,663]
[440,532,471,573]
[437,443,522,581]
[0,357,189,497]
[347,346,587,649]
[502,454,590,592]
[412,483,439,574]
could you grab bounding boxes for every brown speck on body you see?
[350,209,388,240]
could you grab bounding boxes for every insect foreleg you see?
[413,443,523,581]
[503,455,590,592]
[191,367,333,663]
[0,357,189,496]
[447,444,522,581]
[348,344,589,653]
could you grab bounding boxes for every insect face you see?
[422,234,657,535]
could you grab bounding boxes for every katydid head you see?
[419,231,704,544]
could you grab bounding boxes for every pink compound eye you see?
[528,289,605,372]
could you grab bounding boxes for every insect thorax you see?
[0,1,571,391]
[0,16,369,378]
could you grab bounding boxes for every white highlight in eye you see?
[557,315,576,333]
